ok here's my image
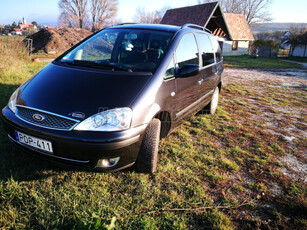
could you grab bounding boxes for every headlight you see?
[7,88,19,113]
[74,108,132,131]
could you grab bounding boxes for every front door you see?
[173,33,203,120]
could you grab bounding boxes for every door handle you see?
[198,79,204,85]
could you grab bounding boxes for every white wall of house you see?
[292,45,307,57]
[222,40,250,56]
[11,31,22,35]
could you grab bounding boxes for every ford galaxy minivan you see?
[1,24,223,173]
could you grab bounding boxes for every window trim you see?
[163,56,175,81]
[195,32,216,69]
[174,32,200,70]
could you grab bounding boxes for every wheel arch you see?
[154,111,172,138]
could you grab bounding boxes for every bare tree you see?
[133,7,156,24]
[59,0,88,28]
[91,0,118,32]
[199,0,272,25]
[133,6,169,24]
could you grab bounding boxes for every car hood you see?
[17,63,152,120]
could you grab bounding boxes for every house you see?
[279,30,307,57]
[17,23,35,30]
[42,26,58,30]
[11,28,23,35]
[291,45,307,57]
[160,2,254,56]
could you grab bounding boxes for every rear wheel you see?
[136,118,161,173]
[203,86,220,114]
[210,86,219,114]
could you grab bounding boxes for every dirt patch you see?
[223,66,307,185]
[279,153,307,183]
[223,68,307,87]
[221,67,306,228]
[29,28,92,54]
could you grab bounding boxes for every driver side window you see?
[175,33,199,69]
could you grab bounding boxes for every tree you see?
[59,0,88,28]
[11,21,17,28]
[133,6,169,24]
[59,0,118,30]
[90,0,118,32]
[199,0,272,25]
[31,21,38,26]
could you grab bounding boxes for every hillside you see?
[251,22,307,33]
[29,27,92,54]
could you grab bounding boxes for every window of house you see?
[175,33,199,69]
[232,41,238,50]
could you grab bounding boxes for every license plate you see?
[14,131,53,153]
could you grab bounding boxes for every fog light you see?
[96,157,120,168]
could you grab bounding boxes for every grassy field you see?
[0,41,306,229]
[223,55,301,69]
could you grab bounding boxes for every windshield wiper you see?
[60,60,132,72]
[96,62,133,72]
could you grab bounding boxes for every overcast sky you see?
[0,0,306,26]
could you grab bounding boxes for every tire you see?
[203,86,220,114]
[136,118,161,173]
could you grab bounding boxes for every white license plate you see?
[14,131,53,153]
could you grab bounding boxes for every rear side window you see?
[209,35,222,63]
[195,33,215,67]
[175,33,199,69]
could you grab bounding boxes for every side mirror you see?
[178,64,200,78]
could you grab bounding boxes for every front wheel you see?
[135,118,161,173]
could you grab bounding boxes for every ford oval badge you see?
[32,114,45,122]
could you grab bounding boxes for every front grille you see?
[16,106,78,130]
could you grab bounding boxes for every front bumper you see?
[1,107,146,171]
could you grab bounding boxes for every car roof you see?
[110,24,213,36]
[110,24,181,33]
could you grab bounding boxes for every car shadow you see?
[0,131,65,182]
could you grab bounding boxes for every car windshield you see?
[59,28,175,73]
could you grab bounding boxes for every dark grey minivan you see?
[1,23,223,173]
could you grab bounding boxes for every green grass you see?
[0,39,306,229]
[280,56,307,63]
[224,55,301,69]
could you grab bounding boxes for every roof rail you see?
[181,24,212,34]
[115,22,137,26]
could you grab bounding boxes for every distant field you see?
[0,39,306,229]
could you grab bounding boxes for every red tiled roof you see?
[160,2,254,41]
[224,13,254,40]
[18,23,33,29]
[160,2,218,27]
